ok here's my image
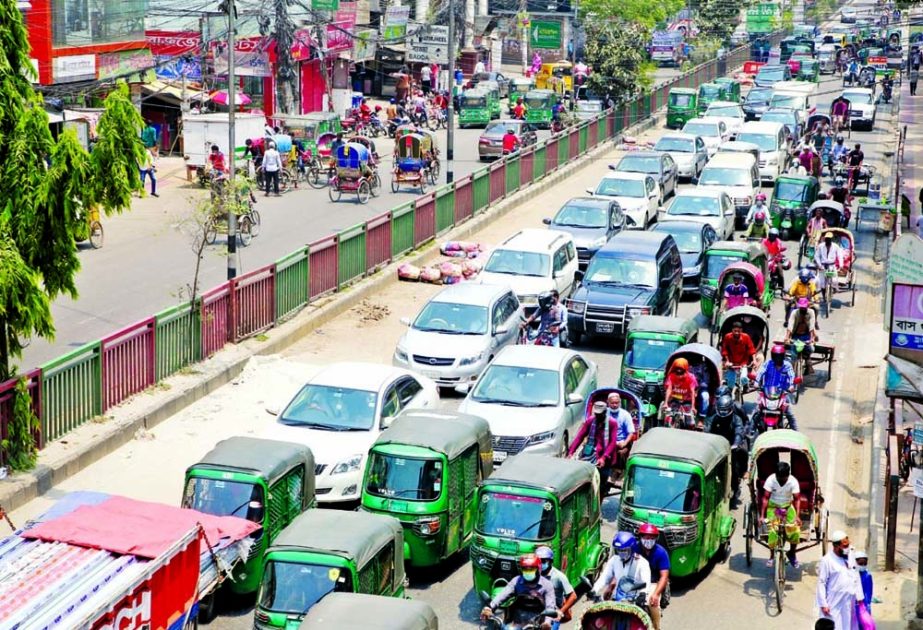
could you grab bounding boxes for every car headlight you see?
[394,346,408,362]
[590,236,608,248]
[520,294,538,306]
[331,454,363,475]
[567,300,586,314]
[528,430,556,445]
[627,306,651,318]
[459,352,484,366]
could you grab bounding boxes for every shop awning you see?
[142,79,205,105]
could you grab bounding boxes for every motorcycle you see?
[881,81,893,104]
[481,595,558,630]
[366,114,386,137]
[387,116,412,137]
[519,321,557,347]
[768,253,790,294]
[750,384,799,432]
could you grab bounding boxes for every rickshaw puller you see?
[567,401,620,496]
[760,461,803,569]
[755,345,799,430]
[722,273,750,311]
[482,554,559,629]
[721,320,757,390]
[786,298,817,375]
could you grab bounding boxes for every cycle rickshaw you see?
[416,128,441,184]
[74,202,104,249]
[743,430,829,612]
[797,200,847,267]
[660,343,723,429]
[816,227,857,310]
[712,261,772,330]
[392,133,431,193]
[712,305,770,405]
[306,131,338,189]
[329,142,380,204]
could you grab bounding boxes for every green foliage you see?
[90,81,144,215]
[1,377,39,471]
[583,20,653,105]
[0,240,52,377]
[696,0,745,42]
[579,0,684,30]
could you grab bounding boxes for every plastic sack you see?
[439,261,463,278]
[272,134,293,153]
[461,259,483,278]
[398,263,421,281]
[420,266,442,283]
[856,603,875,630]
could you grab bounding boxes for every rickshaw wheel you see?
[357,181,371,204]
[307,167,324,189]
[850,277,856,306]
[370,173,382,197]
[744,502,753,567]
[205,220,218,245]
[248,210,261,236]
[821,510,830,556]
[431,160,441,182]
[89,220,104,249]
[391,178,399,193]
[774,550,785,611]
[329,185,342,202]
[797,237,806,267]
[419,177,427,194]
[238,216,253,247]
[280,170,293,192]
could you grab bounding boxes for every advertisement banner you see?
[214,48,272,76]
[352,29,377,62]
[98,49,155,81]
[382,5,410,40]
[155,56,202,80]
[891,283,923,361]
[747,3,779,34]
[327,1,357,53]
[53,55,96,82]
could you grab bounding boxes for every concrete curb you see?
[869,363,889,571]
[0,111,662,513]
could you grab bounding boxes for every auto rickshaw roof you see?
[270,509,403,571]
[626,315,698,339]
[304,111,341,122]
[776,174,818,186]
[298,593,438,629]
[706,240,767,259]
[484,453,596,497]
[698,83,722,93]
[669,87,697,95]
[631,427,730,474]
[188,436,315,484]
[751,428,818,462]
[373,411,491,461]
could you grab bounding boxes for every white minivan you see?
[695,152,761,229]
[736,121,789,182]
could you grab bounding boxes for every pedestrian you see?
[474,58,486,74]
[910,66,919,96]
[855,550,875,613]
[141,120,159,157]
[419,63,432,94]
[396,71,411,103]
[262,141,282,196]
[816,530,861,630]
[139,147,158,197]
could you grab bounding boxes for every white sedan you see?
[653,133,709,180]
[660,189,736,240]
[681,117,730,156]
[703,101,746,139]
[587,171,660,229]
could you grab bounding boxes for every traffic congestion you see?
[3,2,903,630]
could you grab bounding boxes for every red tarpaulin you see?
[23,495,259,559]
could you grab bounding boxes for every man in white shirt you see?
[474,59,486,74]
[813,231,843,292]
[262,141,282,196]
[420,64,432,94]
[760,461,802,568]
[593,532,652,601]
[816,530,861,630]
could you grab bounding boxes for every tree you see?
[583,20,654,104]
[580,0,684,31]
[697,0,745,42]
[272,0,297,114]
[0,0,142,383]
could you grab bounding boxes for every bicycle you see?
[820,264,836,318]
[768,507,790,612]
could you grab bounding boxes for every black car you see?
[650,220,718,294]
[743,87,773,121]
[471,72,509,98]
[544,197,627,269]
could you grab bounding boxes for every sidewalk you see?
[900,67,923,234]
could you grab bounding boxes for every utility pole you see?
[446,0,455,184]
[226,0,238,280]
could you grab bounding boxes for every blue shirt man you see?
[756,355,795,392]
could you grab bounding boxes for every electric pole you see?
[226,0,238,280]
[446,0,455,184]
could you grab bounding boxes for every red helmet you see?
[639,523,660,536]
[519,554,541,571]
[755,193,767,202]
[672,357,689,373]
[754,211,766,223]
[771,344,786,361]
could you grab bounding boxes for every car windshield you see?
[485,122,518,134]
[746,89,773,104]
[654,137,694,152]
[595,177,645,197]
[477,491,557,540]
[413,301,488,335]
[617,156,660,173]
[842,91,873,104]
[554,203,608,228]
[761,112,794,125]
[698,168,751,187]
[365,452,443,501]
[704,254,741,279]
[668,196,721,217]
[669,93,694,107]
[758,67,786,80]
[776,181,811,202]
[626,338,681,370]
[707,106,743,118]
[584,257,657,287]
[258,561,353,614]
[736,133,777,152]
[682,122,718,137]
[471,365,560,407]
[656,228,702,252]
[770,94,803,109]
[279,384,378,431]
[484,249,550,277]
[182,477,265,522]
[625,465,702,513]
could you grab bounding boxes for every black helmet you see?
[716,394,734,417]
[538,291,554,312]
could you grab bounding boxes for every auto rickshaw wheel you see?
[307,167,324,189]
[744,502,754,567]
[89,220,104,249]
[329,185,342,202]
[780,227,791,241]
[357,180,371,204]
[205,219,218,245]
[238,216,253,247]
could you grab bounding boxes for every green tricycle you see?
[508,77,535,104]
[298,593,438,629]
[617,427,736,577]
[471,454,609,602]
[797,58,820,82]
[459,90,491,128]
[619,315,699,421]
[479,81,503,119]
[770,175,819,241]
[524,89,559,129]
[181,437,315,603]
[666,88,698,129]
[361,410,493,568]
[275,112,343,164]
[696,83,725,115]
[713,77,742,103]
[699,240,768,321]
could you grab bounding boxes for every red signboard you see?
[327,1,357,53]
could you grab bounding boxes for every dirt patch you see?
[353,299,391,325]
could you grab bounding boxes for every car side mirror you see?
[586,188,594,195]
[567,393,583,405]
[625,216,637,227]
[455,383,471,395]
[265,406,280,416]
[400,316,412,326]
[649,190,658,199]
[574,269,585,282]
[543,217,552,225]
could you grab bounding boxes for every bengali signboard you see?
[214,48,272,77]
[407,25,449,64]
[97,49,155,81]
[327,1,357,53]
[890,284,923,361]
[382,5,410,40]
[747,3,779,34]
[156,56,202,80]
[530,20,561,49]
[53,55,96,82]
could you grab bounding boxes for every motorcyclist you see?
[754,344,799,430]
[634,524,670,630]
[721,320,758,391]
[705,393,749,493]
[521,292,561,345]
[745,193,769,225]
[512,98,527,120]
[785,297,818,375]
[745,210,770,239]
[845,59,860,85]
[482,554,559,628]
[882,74,894,102]
[784,268,819,326]
[831,135,848,166]
[502,127,521,155]
[567,400,622,498]
[536,546,577,627]
[593,532,652,601]
[662,358,698,428]
[847,143,864,192]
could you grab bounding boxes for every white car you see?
[660,189,735,240]
[478,229,579,312]
[457,345,598,463]
[653,133,709,180]
[587,171,660,229]
[265,362,438,503]
[393,283,523,389]
[681,117,729,156]
[841,88,876,130]
[703,101,746,139]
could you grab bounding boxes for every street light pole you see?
[227,0,238,280]
[446,0,455,184]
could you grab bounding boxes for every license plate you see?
[494,451,507,463]
[422,370,440,379]
[595,322,614,334]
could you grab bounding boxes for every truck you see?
[181,112,266,181]
[650,31,685,66]
[0,491,258,629]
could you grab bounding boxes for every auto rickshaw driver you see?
[760,461,803,569]
[481,554,559,629]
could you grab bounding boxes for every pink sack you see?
[398,263,421,280]
[857,603,875,630]
[439,261,463,278]
[420,266,442,283]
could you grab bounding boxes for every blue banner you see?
[155,57,202,81]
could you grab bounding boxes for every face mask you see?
[522,570,537,582]
[541,561,551,574]
[835,545,849,557]
[618,550,633,563]
[857,565,868,572]
[641,538,656,550]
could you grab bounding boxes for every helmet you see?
[835,176,845,187]
[756,193,767,202]
[769,227,779,236]
[797,296,810,308]
[672,357,689,373]
[538,291,554,312]
[535,545,554,561]
[390,98,396,104]
[836,135,844,143]
[754,211,766,223]
[612,531,636,552]
[782,258,792,270]
[716,394,734,417]
[375,105,382,111]
[518,554,541,581]
[799,268,812,283]
[638,523,660,537]
[771,344,786,361]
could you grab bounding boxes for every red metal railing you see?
[568,128,580,160]
[366,211,392,271]
[230,266,276,342]
[546,137,559,171]
[101,318,156,410]
[414,192,436,247]
[520,148,534,187]
[308,235,339,299]
[454,175,474,223]
[201,283,231,358]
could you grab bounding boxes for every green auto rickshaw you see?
[509,77,535,103]
[699,240,768,320]
[361,410,493,568]
[459,89,491,128]
[771,175,819,241]
[276,112,342,157]
[713,77,742,104]
[619,315,699,421]
[697,83,724,114]
[798,58,820,82]
[524,89,558,129]
[617,427,736,577]
[182,437,315,598]
[256,509,406,627]
[479,81,503,119]
[666,88,698,129]
[471,454,608,601]
[298,593,438,629]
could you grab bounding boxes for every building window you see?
[52,0,147,48]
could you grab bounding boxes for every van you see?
[736,121,789,182]
[695,152,760,228]
[478,229,579,313]
[567,232,683,341]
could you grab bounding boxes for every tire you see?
[307,168,324,189]
[391,178,399,193]
[328,185,341,202]
[205,220,218,245]
[744,504,753,567]
[370,173,382,197]
[357,180,371,204]
[238,216,253,247]
[774,547,785,612]
[280,170,293,192]
[570,329,583,346]
[197,593,217,623]
[248,209,261,236]
[89,220,104,249]
[780,228,790,241]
